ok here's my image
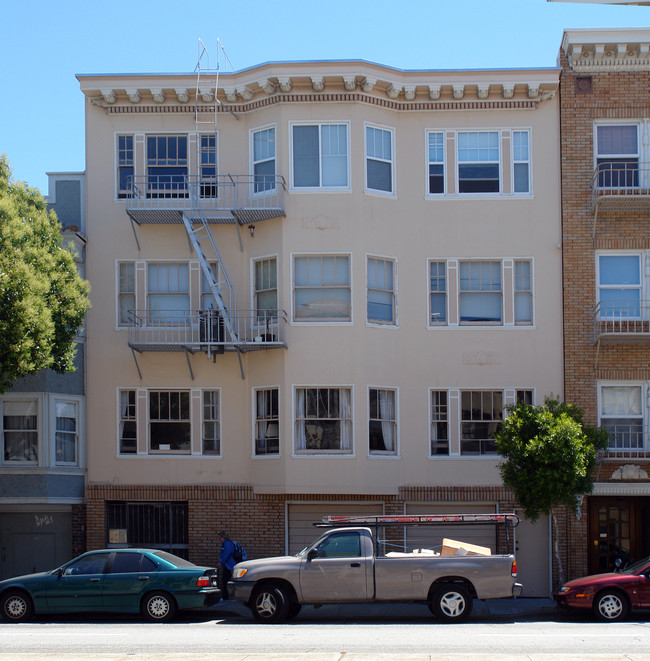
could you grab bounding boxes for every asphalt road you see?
[2,602,650,660]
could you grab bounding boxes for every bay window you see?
[2,400,38,463]
[295,387,352,453]
[365,125,394,193]
[293,255,351,322]
[292,123,349,189]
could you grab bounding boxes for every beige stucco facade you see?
[78,60,561,595]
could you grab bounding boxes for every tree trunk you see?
[552,512,564,586]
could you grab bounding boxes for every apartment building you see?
[559,28,650,581]
[78,58,562,596]
[0,173,86,579]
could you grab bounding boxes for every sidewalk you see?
[209,596,558,621]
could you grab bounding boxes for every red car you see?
[555,557,650,622]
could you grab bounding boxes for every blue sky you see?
[1,0,649,194]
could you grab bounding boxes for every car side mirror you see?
[56,568,64,577]
[307,549,318,561]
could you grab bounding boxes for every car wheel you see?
[286,602,302,620]
[1,590,34,623]
[593,589,628,622]
[142,591,177,622]
[430,584,473,623]
[250,584,290,623]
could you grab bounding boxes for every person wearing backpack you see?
[217,530,237,601]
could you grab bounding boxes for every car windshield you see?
[152,551,197,568]
[621,556,650,575]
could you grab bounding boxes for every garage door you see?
[404,504,498,554]
[287,503,384,555]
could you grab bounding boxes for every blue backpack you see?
[232,541,247,563]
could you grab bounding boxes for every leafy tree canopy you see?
[0,154,90,393]
[495,396,609,522]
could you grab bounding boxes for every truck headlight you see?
[232,567,248,579]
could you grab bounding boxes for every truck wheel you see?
[250,584,290,623]
[286,602,302,620]
[430,584,473,623]
[1,590,34,623]
[593,589,628,622]
[142,591,177,622]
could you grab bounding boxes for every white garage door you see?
[404,504,499,554]
[287,503,384,555]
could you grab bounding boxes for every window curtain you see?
[295,389,306,450]
[602,386,642,417]
[379,390,395,452]
[339,389,352,451]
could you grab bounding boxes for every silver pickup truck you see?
[228,513,523,622]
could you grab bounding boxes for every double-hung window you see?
[202,391,220,455]
[457,131,500,193]
[365,125,394,193]
[118,262,135,326]
[367,257,395,324]
[2,399,38,463]
[429,261,447,324]
[117,135,134,198]
[600,385,644,452]
[149,391,190,454]
[597,254,641,319]
[293,255,351,322]
[147,263,189,323]
[199,134,217,198]
[428,132,445,194]
[512,131,530,194]
[252,127,276,193]
[295,387,352,453]
[369,388,397,455]
[460,390,502,455]
[255,388,279,455]
[595,125,639,189]
[459,261,502,324]
[119,390,137,454]
[146,135,188,197]
[292,123,348,189]
[514,259,533,325]
[430,390,449,456]
[254,257,278,322]
[55,400,78,466]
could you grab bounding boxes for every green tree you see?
[495,395,609,584]
[0,155,90,393]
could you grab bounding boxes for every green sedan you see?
[0,548,220,623]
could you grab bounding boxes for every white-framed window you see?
[597,253,642,319]
[457,131,500,194]
[202,391,220,455]
[146,134,188,196]
[595,124,639,189]
[291,122,349,189]
[255,387,279,456]
[516,389,534,405]
[429,261,447,324]
[149,391,190,454]
[1,398,39,464]
[293,254,351,322]
[599,384,645,453]
[459,260,502,324]
[367,256,395,325]
[427,131,445,195]
[512,130,531,194]
[294,387,352,454]
[365,124,394,194]
[117,134,134,198]
[368,388,397,455]
[460,390,503,455]
[118,261,135,326]
[430,390,449,456]
[119,390,137,455]
[254,256,278,319]
[252,126,276,194]
[199,134,217,198]
[514,259,533,325]
[147,263,189,322]
[54,399,79,466]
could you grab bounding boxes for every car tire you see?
[429,584,473,623]
[1,590,34,623]
[250,584,290,623]
[142,591,177,623]
[286,602,302,620]
[593,589,628,622]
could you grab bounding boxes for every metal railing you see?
[593,300,650,339]
[127,309,286,350]
[592,161,650,194]
[126,174,285,218]
[603,424,647,455]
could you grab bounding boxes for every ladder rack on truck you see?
[315,512,520,556]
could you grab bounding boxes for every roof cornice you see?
[562,28,650,72]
